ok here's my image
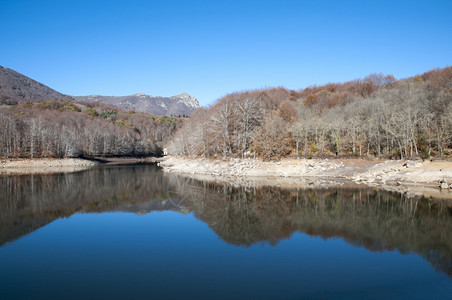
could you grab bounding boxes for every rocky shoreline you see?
[2,156,452,199]
[159,156,452,200]
[0,158,98,175]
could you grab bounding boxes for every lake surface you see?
[1,164,451,299]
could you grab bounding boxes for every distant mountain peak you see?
[171,92,201,109]
[76,92,201,116]
[172,92,190,98]
[133,93,149,98]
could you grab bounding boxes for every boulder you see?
[403,161,423,168]
[440,182,449,189]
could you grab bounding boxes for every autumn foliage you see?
[1,67,451,161]
[169,67,452,160]
[0,100,182,158]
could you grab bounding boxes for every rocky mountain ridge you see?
[76,92,201,116]
[0,66,201,116]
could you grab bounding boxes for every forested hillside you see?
[168,67,452,160]
[2,67,450,161]
[0,100,182,159]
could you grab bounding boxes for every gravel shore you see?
[159,156,452,199]
[0,158,98,175]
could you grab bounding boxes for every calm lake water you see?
[1,164,451,299]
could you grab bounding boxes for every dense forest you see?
[168,67,452,160]
[0,100,183,158]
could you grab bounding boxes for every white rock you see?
[440,182,449,189]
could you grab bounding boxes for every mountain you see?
[0,66,202,116]
[0,66,73,104]
[75,92,201,116]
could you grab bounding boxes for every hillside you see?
[168,67,452,161]
[0,66,73,104]
[75,92,201,116]
[0,66,202,116]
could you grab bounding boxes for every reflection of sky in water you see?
[1,211,451,299]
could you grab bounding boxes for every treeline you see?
[0,100,183,158]
[168,67,452,160]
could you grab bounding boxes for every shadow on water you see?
[1,164,451,275]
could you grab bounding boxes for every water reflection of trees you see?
[0,165,176,245]
[169,177,452,275]
[1,167,451,275]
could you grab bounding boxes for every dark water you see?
[1,165,451,299]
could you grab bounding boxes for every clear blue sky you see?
[1,0,451,106]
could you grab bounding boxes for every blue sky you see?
[1,0,451,106]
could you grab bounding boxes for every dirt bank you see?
[0,158,98,175]
[159,156,452,199]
